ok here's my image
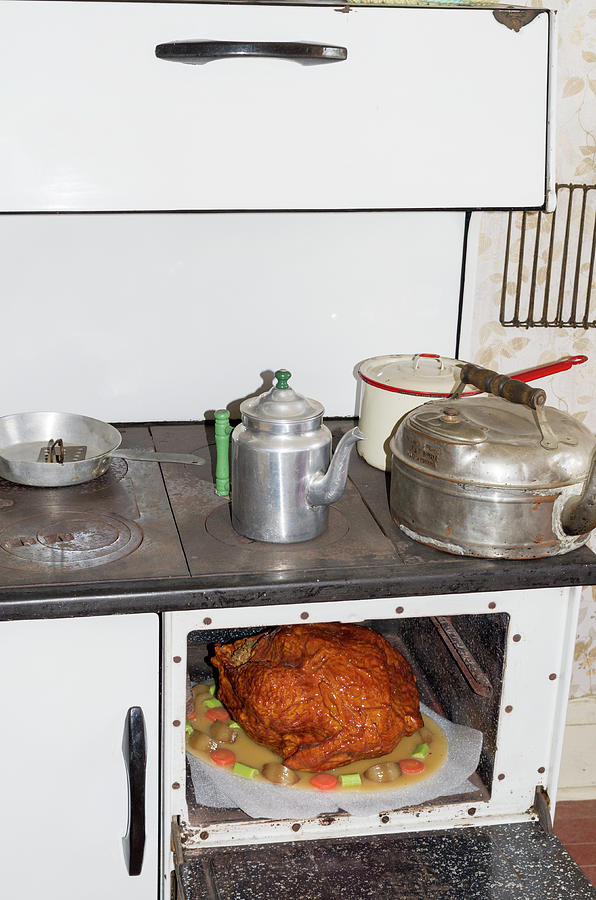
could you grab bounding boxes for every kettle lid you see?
[240,370,324,429]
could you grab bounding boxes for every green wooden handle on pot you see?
[457,363,547,410]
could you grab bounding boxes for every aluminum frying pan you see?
[0,411,205,487]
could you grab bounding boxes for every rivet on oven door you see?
[468,808,476,816]
[200,831,209,841]
[395,606,404,614]
[505,705,513,713]
[538,767,546,774]
[381,815,390,824]
[172,782,181,790]
[488,602,496,609]
[291,823,301,832]
[203,617,212,625]
[300,612,309,620]
[549,673,557,680]
[512,634,522,642]
[173,720,181,727]
[497,774,506,781]
[173,656,182,663]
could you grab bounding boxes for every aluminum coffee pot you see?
[216,370,364,543]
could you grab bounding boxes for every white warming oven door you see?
[0,1,553,211]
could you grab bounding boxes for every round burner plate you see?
[205,504,349,549]
[0,511,143,569]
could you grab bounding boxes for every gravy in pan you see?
[186,683,448,792]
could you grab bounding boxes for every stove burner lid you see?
[0,511,143,569]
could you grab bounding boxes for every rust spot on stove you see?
[534,534,547,544]
[291,823,301,832]
[445,525,451,537]
[549,673,557,681]
[493,9,540,32]
[318,815,336,826]
[0,499,14,508]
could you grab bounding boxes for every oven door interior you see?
[164,588,593,899]
[171,819,595,900]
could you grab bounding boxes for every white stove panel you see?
[0,211,464,421]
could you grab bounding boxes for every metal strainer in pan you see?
[0,411,205,487]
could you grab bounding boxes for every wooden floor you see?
[554,799,596,887]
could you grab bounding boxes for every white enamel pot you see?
[357,353,588,472]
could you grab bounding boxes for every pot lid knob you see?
[275,369,291,390]
[441,406,461,423]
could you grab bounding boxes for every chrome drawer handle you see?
[155,40,347,65]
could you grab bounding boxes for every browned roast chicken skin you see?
[211,623,423,772]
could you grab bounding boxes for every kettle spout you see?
[562,448,596,536]
[307,427,365,508]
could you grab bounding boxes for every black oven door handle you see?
[122,706,147,877]
[155,40,347,65]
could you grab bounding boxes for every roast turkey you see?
[211,623,423,772]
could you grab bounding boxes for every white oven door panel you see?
[163,586,578,855]
[0,1,551,211]
[0,614,159,900]
[0,211,464,421]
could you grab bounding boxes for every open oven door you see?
[171,815,596,900]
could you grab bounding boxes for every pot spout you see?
[562,448,596,536]
[307,427,365,508]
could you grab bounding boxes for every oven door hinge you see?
[534,785,553,835]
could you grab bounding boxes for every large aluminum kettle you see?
[389,363,596,559]
[217,370,363,543]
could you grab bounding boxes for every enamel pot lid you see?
[358,354,477,398]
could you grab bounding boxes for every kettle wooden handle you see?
[458,363,547,409]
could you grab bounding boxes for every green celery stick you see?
[412,743,429,760]
[233,762,259,779]
[340,773,362,787]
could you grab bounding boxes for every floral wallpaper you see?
[466,0,596,698]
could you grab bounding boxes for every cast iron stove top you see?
[0,422,396,588]
[0,422,595,616]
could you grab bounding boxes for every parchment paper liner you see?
[186,704,483,819]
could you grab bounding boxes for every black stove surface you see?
[0,421,595,619]
[0,425,188,586]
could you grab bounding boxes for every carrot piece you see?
[205,707,230,723]
[210,748,236,767]
[399,758,425,775]
[310,773,339,791]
